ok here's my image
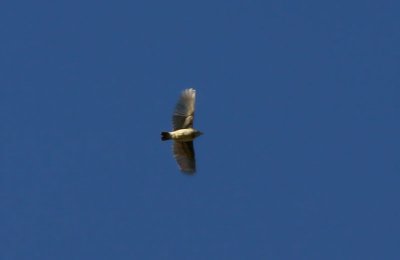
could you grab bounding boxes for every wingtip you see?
[183,88,196,95]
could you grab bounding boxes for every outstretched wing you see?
[172,88,196,130]
[173,141,196,174]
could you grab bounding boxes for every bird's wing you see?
[173,141,196,174]
[172,88,196,130]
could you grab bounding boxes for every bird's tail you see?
[161,132,171,141]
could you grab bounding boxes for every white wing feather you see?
[172,88,196,130]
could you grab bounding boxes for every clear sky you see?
[1,1,399,259]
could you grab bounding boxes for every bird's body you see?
[161,88,203,174]
[162,128,202,142]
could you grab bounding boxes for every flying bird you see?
[161,88,203,174]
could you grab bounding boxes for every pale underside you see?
[172,88,196,174]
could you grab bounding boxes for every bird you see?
[161,88,203,174]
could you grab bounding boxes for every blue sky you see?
[1,1,399,259]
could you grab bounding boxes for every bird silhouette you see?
[161,88,203,174]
